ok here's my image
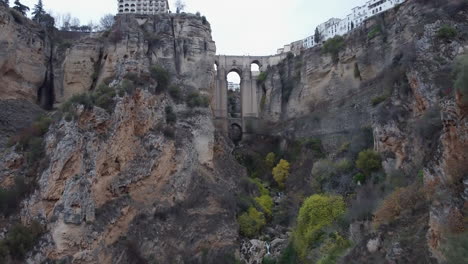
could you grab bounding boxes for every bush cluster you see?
[373,184,424,227]
[8,115,52,163]
[293,194,345,260]
[257,72,268,86]
[255,195,274,217]
[165,106,177,124]
[316,233,351,264]
[0,221,43,262]
[310,158,353,192]
[436,25,457,40]
[169,85,182,102]
[186,91,210,108]
[367,24,382,39]
[355,149,382,176]
[323,36,345,63]
[150,65,170,93]
[272,159,290,189]
[61,84,117,117]
[371,94,389,106]
[0,177,31,217]
[265,152,276,169]
[237,207,266,238]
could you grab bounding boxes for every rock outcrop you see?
[0,7,245,264]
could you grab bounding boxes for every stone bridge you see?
[213,54,286,134]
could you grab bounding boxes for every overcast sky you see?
[19,0,365,55]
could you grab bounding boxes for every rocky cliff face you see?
[0,6,246,264]
[258,0,468,262]
[1,0,467,263]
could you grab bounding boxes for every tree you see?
[314,27,322,44]
[38,13,54,28]
[237,207,266,238]
[355,149,381,176]
[272,159,290,188]
[60,13,71,31]
[99,14,114,31]
[32,0,45,21]
[1,0,9,7]
[293,194,345,260]
[13,0,29,16]
[255,194,273,217]
[175,0,185,13]
[265,152,276,169]
[323,36,345,63]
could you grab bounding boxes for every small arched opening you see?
[251,60,261,77]
[227,69,241,118]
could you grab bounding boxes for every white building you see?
[118,0,170,15]
[228,82,240,91]
[300,0,406,50]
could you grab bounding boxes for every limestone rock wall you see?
[0,4,50,103]
[258,0,468,262]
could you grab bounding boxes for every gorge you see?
[0,0,467,263]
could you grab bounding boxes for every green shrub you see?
[165,106,177,124]
[356,149,382,175]
[301,138,323,154]
[437,25,457,40]
[119,79,135,95]
[255,194,274,217]
[168,85,182,101]
[323,36,345,63]
[277,244,299,264]
[265,152,276,169]
[371,95,389,106]
[238,207,266,238]
[443,232,468,264]
[257,72,268,86]
[0,177,30,216]
[454,55,468,103]
[0,221,43,262]
[93,84,117,112]
[335,158,352,172]
[272,159,290,189]
[123,72,139,83]
[251,178,269,196]
[186,91,210,108]
[293,194,345,260]
[367,24,382,39]
[8,115,52,163]
[150,65,170,93]
[353,173,365,184]
[316,233,351,264]
[311,159,337,192]
[61,84,117,116]
[262,256,277,264]
[163,126,175,139]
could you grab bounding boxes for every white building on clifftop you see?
[299,0,406,50]
[118,0,170,15]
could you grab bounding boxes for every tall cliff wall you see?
[0,6,247,264]
[257,0,468,261]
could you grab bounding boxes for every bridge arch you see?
[213,54,285,135]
